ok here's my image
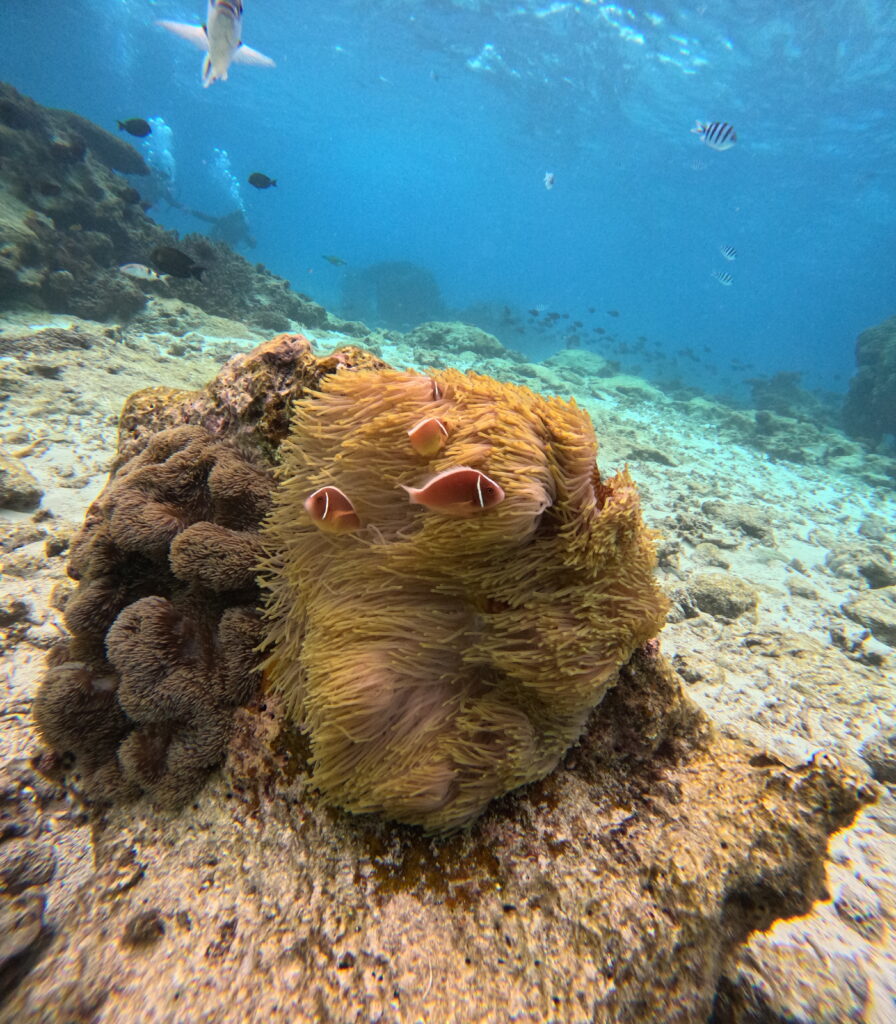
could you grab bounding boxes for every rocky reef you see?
[0,82,365,335]
[341,260,445,328]
[843,314,896,447]
[8,328,886,1021]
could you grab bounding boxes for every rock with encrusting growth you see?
[843,314,896,444]
[114,333,387,468]
[0,840,57,894]
[120,909,165,948]
[842,586,896,647]
[12,644,878,1024]
[0,452,43,511]
[859,728,896,783]
[0,891,46,969]
[688,572,759,620]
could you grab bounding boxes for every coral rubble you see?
[261,365,670,830]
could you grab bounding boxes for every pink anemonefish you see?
[304,485,361,534]
[401,466,505,517]
[407,417,449,457]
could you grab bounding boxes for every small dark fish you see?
[322,255,347,266]
[720,244,737,261]
[587,306,596,313]
[607,310,620,317]
[248,172,277,189]
[528,308,540,317]
[593,327,605,335]
[150,245,205,281]
[691,120,737,151]
[118,118,152,138]
[712,269,733,286]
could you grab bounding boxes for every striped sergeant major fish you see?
[720,244,737,261]
[157,1,275,88]
[712,270,734,286]
[691,120,737,151]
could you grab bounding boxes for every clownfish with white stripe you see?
[407,417,449,457]
[304,486,362,534]
[157,1,275,88]
[401,467,505,517]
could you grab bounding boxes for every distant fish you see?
[150,245,205,281]
[587,306,596,313]
[401,467,505,517]
[157,1,276,88]
[322,254,347,266]
[720,244,737,261]
[117,118,151,138]
[712,269,733,286]
[607,310,620,317]
[248,172,276,189]
[304,485,361,534]
[527,308,540,317]
[691,120,737,151]
[407,417,449,457]
[544,171,555,190]
[119,263,170,283]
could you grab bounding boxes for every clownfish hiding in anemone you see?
[407,417,449,457]
[401,467,505,516]
[304,486,361,533]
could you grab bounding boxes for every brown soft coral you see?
[260,367,669,831]
[33,426,271,805]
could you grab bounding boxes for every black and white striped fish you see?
[712,270,733,286]
[691,121,737,151]
[720,244,737,261]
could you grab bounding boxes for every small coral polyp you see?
[261,367,669,831]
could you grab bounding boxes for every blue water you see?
[3,0,896,398]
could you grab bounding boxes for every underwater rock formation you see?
[0,83,367,335]
[340,260,444,328]
[261,366,669,830]
[404,320,525,368]
[16,644,877,1024]
[843,314,896,445]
